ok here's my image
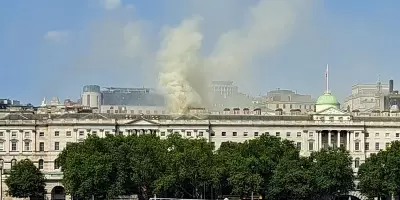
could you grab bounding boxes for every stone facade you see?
[2,106,400,199]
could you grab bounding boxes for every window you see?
[66,142,71,146]
[309,142,314,151]
[397,133,400,138]
[211,142,215,149]
[296,142,301,149]
[265,132,270,136]
[339,117,343,122]
[233,132,237,136]
[198,131,203,137]
[11,132,17,137]
[329,117,334,122]
[0,142,3,151]
[79,131,84,136]
[355,132,359,137]
[11,159,16,168]
[39,132,44,137]
[24,132,30,138]
[24,141,30,151]
[365,142,369,150]
[186,131,192,137]
[365,132,369,138]
[222,132,226,136]
[92,131,97,136]
[0,132,3,137]
[375,142,380,150]
[211,132,215,136]
[375,133,379,137]
[355,142,360,151]
[297,132,301,137]
[309,132,314,137]
[38,159,44,169]
[105,131,110,135]
[276,132,280,137]
[39,142,45,151]
[11,141,17,151]
[54,131,60,137]
[286,132,291,137]
[386,133,390,137]
[254,132,259,137]
[161,132,166,136]
[66,131,72,137]
[54,142,60,151]
[54,160,60,169]
[355,158,360,168]
[243,132,248,136]
[386,143,390,149]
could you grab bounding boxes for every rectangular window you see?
[286,132,291,137]
[160,132,166,136]
[39,132,45,137]
[92,131,97,136]
[386,133,390,137]
[39,142,45,151]
[265,132,270,136]
[186,131,191,137]
[54,142,60,151]
[11,132,17,137]
[309,142,314,151]
[355,142,360,151]
[297,132,301,137]
[24,141,30,151]
[79,131,84,136]
[11,142,17,151]
[0,142,3,151]
[355,132,359,137]
[309,132,314,137]
[243,132,248,136]
[233,132,237,136]
[24,132,30,138]
[0,132,3,137]
[386,143,390,149]
[54,131,60,137]
[66,131,72,137]
[365,132,369,138]
[365,142,369,150]
[222,132,226,136]
[375,133,379,137]
[375,142,380,150]
[254,132,259,137]
[54,160,60,170]
[296,142,301,149]
[198,131,203,136]
[211,132,215,136]
[397,133,400,138]
[276,132,280,137]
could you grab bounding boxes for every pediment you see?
[125,117,159,125]
[315,107,348,116]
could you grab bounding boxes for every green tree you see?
[154,134,215,198]
[5,159,46,198]
[309,148,355,199]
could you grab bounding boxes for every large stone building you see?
[2,89,400,200]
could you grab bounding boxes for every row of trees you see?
[6,134,400,200]
[57,134,355,200]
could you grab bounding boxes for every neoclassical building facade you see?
[0,92,399,200]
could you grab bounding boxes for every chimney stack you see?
[390,80,394,93]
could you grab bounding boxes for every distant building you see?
[259,89,316,114]
[343,81,389,112]
[208,81,253,111]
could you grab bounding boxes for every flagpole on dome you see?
[325,64,329,93]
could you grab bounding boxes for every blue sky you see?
[1,0,400,105]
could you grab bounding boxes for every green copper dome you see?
[316,92,339,105]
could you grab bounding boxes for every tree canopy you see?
[5,159,46,198]
[58,133,356,200]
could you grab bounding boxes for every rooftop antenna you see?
[325,64,329,93]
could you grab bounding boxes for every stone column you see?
[328,131,332,147]
[318,131,322,150]
[346,131,351,151]
[337,131,341,148]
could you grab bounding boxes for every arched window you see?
[11,159,17,168]
[38,159,44,170]
[355,158,360,168]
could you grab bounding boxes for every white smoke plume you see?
[157,16,208,115]
[207,0,314,82]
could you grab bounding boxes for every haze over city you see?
[1,0,400,105]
